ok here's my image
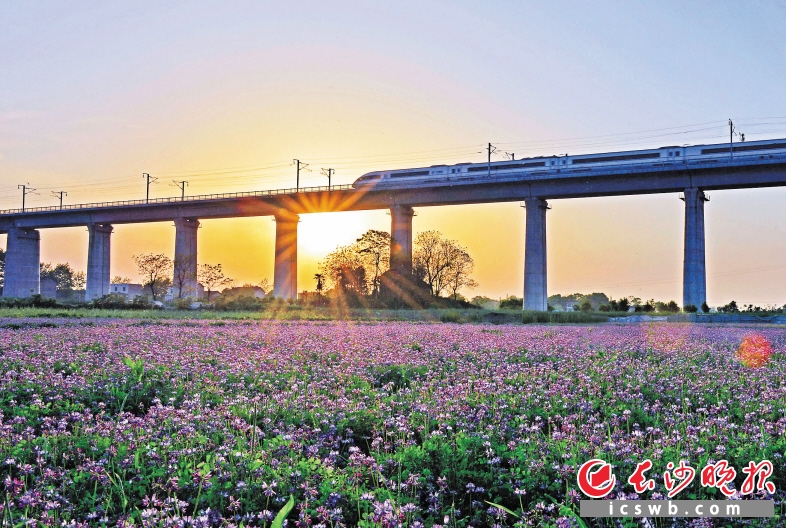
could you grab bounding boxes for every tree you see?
[356,230,390,296]
[413,231,477,298]
[172,257,196,299]
[499,296,523,310]
[197,263,232,302]
[413,231,451,296]
[471,295,495,308]
[319,245,367,293]
[338,265,367,295]
[112,276,132,284]
[445,245,478,300]
[719,300,739,313]
[134,253,173,301]
[577,292,610,310]
[257,278,271,294]
[318,230,390,297]
[40,262,86,291]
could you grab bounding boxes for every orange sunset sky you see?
[2,2,786,305]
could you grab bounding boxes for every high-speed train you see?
[352,138,786,189]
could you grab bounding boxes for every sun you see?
[297,211,389,258]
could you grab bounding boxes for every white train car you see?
[353,138,786,189]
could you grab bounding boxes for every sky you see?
[2,1,786,305]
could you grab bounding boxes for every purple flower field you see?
[0,319,784,527]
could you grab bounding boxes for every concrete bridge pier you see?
[174,218,200,297]
[273,213,299,299]
[682,188,708,309]
[523,197,549,311]
[3,228,41,298]
[390,205,414,274]
[85,224,113,300]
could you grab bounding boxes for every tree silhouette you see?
[134,253,173,301]
[413,231,478,298]
[197,263,232,302]
[356,230,390,297]
[172,257,196,299]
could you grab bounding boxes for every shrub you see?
[0,294,61,309]
[684,304,698,313]
[499,296,523,310]
[213,294,270,311]
[173,298,193,310]
[439,310,462,323]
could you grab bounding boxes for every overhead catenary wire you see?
[3,119,786,209]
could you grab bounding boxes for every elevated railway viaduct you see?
[2,153,786,309]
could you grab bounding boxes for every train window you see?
[676,151,680,156]
[668,152,673,156]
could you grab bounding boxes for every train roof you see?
[356,137,786,177]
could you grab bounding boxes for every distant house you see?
[221,286,267,299]
[110,283,145,299]
[550,297,580,311]
[57,289,85,303]
[40,277,58,299]
[165,283,206,301]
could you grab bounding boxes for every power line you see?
[172,180,188,201]
[293,159,310,191]
[18,184,37,212]
[495,125,729,149]
[321,168,335,190]
[495,120,729,146]
[143,173,158,203]
[3,119,786,207]
[486,143,497,177]
[50,191,67,209]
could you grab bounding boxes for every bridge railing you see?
[0,183,356,215]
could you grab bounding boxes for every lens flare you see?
[736,333,772,368]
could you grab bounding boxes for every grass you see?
[521,310,609,324]
[0,306,493,322]
[0,306,619,324]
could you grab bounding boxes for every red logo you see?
[740,460,776,495]
[577,459,616,498]
[664,461,696,498]
[700,460,736,497]
[627,459,655,493]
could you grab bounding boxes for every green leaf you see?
[559,505,589,528]
[271,495,295,528]
[484,500,521,519]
